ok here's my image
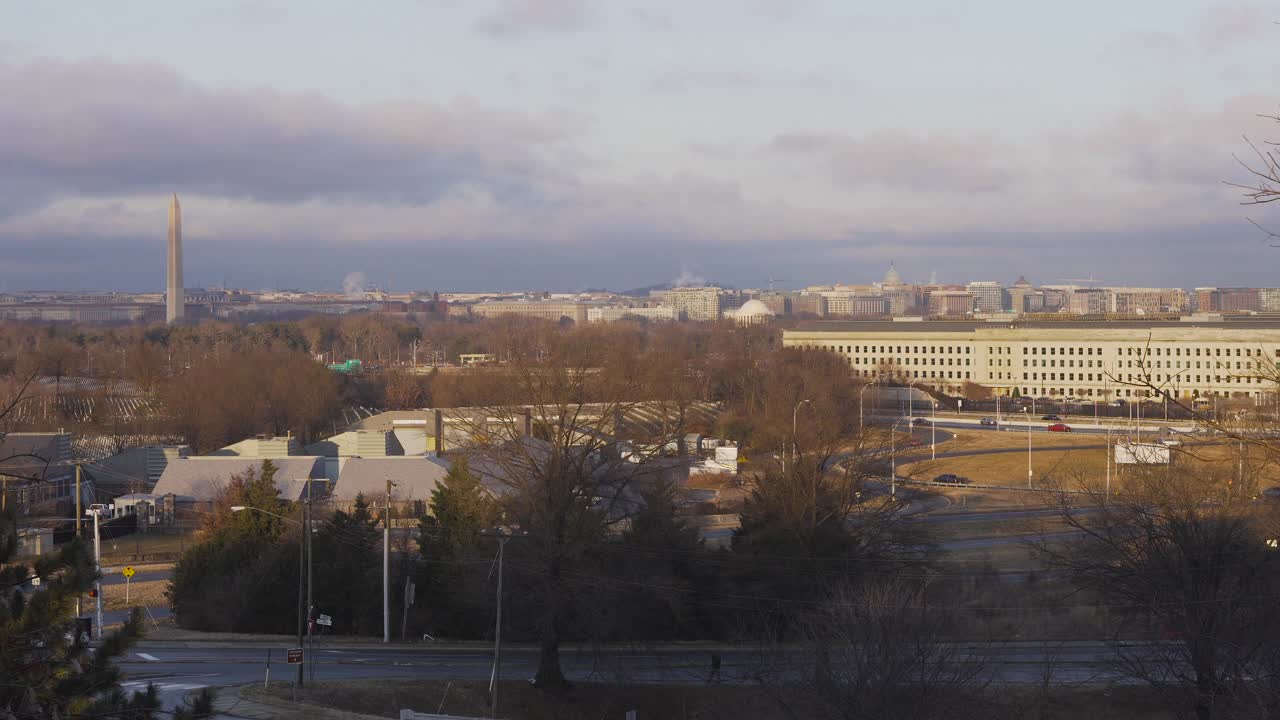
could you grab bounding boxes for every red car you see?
[1047,423,1072,433]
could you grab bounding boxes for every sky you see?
[2,0,1279,292]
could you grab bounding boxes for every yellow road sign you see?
[122,566,135,579]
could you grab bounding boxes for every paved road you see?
[119,637,1197,717]
[939,530,1083,552]
[119,640,1134,699]
[917,506,1101,524]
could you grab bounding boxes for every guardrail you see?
[870,413,1195,434]
[894,476,1090,495]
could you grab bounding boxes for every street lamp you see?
[931,401,937,461]
[1021,407,1032,489]
[859,381,877,428]
[233,499,312,688]
[889,416,910,499]
[84,504,111,639]
[788,399,813,478]
[1105,422,1112,503]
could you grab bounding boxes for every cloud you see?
[1195,3,1267,53]
[1107,4,1268,62]
[476,0,592,37]
[0,51,1273,292]
[0,56,575,216]
[768,130,1012,193]
[652,68,759,93]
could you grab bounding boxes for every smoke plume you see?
[342,271,368,299]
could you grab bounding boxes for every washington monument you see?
[166,194,184,324]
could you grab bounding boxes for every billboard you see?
[1114,442,1171,465]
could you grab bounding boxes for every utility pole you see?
[296,500,305,688]
[90,506,103,639]
[481,527,524,719]
[384,476,392,644]
[305,478,314,684]
[75,464,82,534]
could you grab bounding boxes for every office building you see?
[662,287,724,321]
[967,282,1005,313]
[587,306,682,323]
[1067,288,1111,315]
[927,290,974,317]
[472,301,589,324]
[784,319,1280,400]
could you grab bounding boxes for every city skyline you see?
[2,2,1279,291]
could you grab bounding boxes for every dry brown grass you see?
[903,447,1109,487]
[904,436,1280,489]
[101,579,168,612]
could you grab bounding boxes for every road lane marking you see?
[136,652,160,662]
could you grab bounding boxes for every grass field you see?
[906,435,1274,489]
[98,532,195,565]
[101,579,168,612]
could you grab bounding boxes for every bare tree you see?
[460,341,692,692]
[1037,463,1280,720]
[773,579,990,720]
[1230,123,1280,245]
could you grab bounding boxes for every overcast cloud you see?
[0,0,1276,292]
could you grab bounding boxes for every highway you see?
[119,640,1135,704]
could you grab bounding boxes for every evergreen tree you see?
[412,460,498,638]
[169,460,293,632]
[310,495,381,634]
[0,510,200,718]
[420,458,496,558]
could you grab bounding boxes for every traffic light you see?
[87,588,98,599]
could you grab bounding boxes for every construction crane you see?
[768,275,786,292]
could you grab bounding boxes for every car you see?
[1109,399,1127,407]
[911,418,930,427]
[1157,438,1182,447]
[908,438,924,447]
[1047,423,1072,432]
[933,473,970,485]
[979,417,997,426]
[1041,414,1062,421]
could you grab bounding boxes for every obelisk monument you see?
[166,194,184,324]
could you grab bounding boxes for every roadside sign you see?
[30,577,40,587]
[122,566,135,579]
[316,614,333,627]
[287,648,304,664]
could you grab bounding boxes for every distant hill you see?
[619,281,737,297]
[619,283,673,297]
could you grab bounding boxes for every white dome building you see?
[733,299,774,326]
